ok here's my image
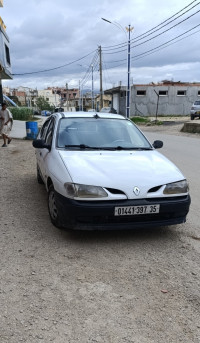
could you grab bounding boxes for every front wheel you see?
[48,185,62,229]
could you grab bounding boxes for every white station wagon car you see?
[32,111,190,230]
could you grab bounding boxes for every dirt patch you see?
[0,139,200,343]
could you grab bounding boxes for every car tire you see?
[37,165,44,184]
[48,184,63,229]
[191,115,194,120]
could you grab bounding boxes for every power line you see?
[102,0,199,50]
[12,49,98,76]
[80,51,99,86]
[132,0,199,43]
[132,26,200,61]
[132,8,200,48]
[11,0,200,82]
[102,23,200,70]
[102,7,200,55]
[102,55,114,89]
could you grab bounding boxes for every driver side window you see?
[45,119,55,146]
[40,120,51,140]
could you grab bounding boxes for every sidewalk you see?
[11,120,26,139]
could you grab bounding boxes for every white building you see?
[38,88,60,107]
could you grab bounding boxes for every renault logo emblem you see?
[133,187,140,196]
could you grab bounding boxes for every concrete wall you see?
[130,84,200,116]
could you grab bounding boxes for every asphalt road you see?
[0,128,200,343]
[144,129,200,246]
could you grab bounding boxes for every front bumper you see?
[55,191,191,230]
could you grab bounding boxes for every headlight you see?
[64,183,108,198]
[163,180,189,194]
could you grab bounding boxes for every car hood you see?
[58,150,185,199]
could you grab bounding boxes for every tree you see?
[35,96,54,112]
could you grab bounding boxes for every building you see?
[95,94,112,111]
[38,88,60,107]
[0,1,12,104]
[38,87,80,110]
[3,86,38,107]
[105,81,200,116]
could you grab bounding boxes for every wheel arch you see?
[47,177,53,191]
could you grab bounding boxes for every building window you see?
[137,90,146,96]
[198,90,200,96]
[4,44,11,65]
[46,97,49,101]
[120,91,125,97]
[177,90,186,96]
[159,90,168,96]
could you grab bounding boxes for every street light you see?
[101,18,133,118]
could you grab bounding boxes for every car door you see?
[35,119,51,174]
[37,117,55,181]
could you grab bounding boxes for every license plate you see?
[114,204,160,216]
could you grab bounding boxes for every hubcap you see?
[49,190,58,220]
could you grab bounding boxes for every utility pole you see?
[81,85,83,111]
[66,82,69,111]
[101,18,133,118]
[91,64,94,110]
[126,25,134,118]
[99,46,103,110]
[79,80,81,111]
[154,89,159,123]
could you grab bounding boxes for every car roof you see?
[52,111,125,120]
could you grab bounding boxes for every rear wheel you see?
[48,185,62,229]
[191,114,194,120]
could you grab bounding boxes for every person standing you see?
[0,102,13,147]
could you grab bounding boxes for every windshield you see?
[57,117,152,150]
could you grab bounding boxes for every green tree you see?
[35,96,54,112]
[9,95,22,106]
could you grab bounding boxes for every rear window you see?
[194,101,200,105]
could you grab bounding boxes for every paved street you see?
[0,126,200,343]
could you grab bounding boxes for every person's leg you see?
[7,134,12,144]
[2,134,7,147]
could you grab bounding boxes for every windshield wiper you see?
[64,144,153,151]
[103,146,153,150]
[130,147,153,150]
[64,144,100,149]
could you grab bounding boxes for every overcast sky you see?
[1,0,200,91]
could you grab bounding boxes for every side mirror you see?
[32,139,50,150]
[152,140,163,149]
